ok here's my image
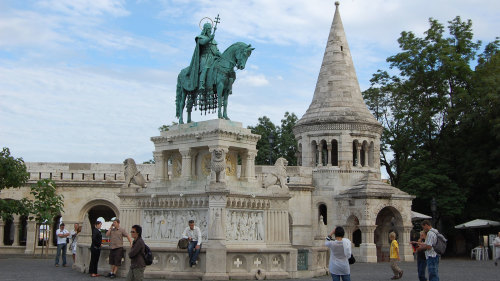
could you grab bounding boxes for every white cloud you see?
[235,71,269,87]
[37,0,129,17]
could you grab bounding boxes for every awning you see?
[411,211,432,220]
[455,219,500,229]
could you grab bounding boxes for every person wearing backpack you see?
[126,225,146,281]
[417,220,440,281]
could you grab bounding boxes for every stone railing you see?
[25,162,155,183]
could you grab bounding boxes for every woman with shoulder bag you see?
[325,226,352,281]
[89,221,103,277]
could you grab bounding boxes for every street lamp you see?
[430,197,437,226]
[268,132,274,165]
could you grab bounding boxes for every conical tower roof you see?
[296,2,380,128]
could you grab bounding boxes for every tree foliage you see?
[362,16,499,222]
[248,112,298,165]
[0,147,29,190]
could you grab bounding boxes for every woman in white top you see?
[494,231,500,266]
[325,226,352,281]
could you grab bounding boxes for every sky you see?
[1,0,499,165]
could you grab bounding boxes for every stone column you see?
[401,226,414,261]
[24,220,37,254]
[355,143,361,167]
[359,225,377,263]
[327,144,332,166]
[363,144,369,167]
[153,151,166,181]
[0,221,4,246]
[12,220,20,246]
[179,149,192,179]
[317,145,323,167]
[242,150,257,182]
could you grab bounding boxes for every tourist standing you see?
[182,220,202,267]
[325,226,352,281]
[70,223,81,263]
[106,218,133,278]
[55,223,70,267]
[417,220,440,281]
[126,225,146,281]
[494,232,500,266]
[389,232,403,279]
[89,221,103,277]
[411,231,428,281]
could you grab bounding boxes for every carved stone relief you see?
[172,154,182,178]
[225,210,265,241]
[142,209,208,241]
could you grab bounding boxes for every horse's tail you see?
[175,72,182,118]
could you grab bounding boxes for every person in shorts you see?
[105,218,132,278]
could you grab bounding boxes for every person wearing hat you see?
[55,222,70,267]
[105,218,132,278]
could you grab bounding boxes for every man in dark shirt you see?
[126,225,146,281]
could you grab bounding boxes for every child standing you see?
[390,232,403,279]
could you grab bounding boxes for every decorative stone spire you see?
[295,2,379,128]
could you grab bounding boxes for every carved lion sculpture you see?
[263,157,288,190]
[210,148,226,183]
[123,158,146,188]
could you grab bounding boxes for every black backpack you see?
[144,244,153,266]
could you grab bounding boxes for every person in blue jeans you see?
[55,223,70,267]
[417,220,440,281]
[182,220,202,267]
[325,226,352,281]
[411,231,427,281]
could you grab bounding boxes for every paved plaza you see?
[0,255,498,281]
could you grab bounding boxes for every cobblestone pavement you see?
[0,255,499,281]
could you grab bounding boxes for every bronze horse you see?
[176,42,254,124]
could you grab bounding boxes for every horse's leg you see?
[223,90,230,120]
[186,93,193,123]
[178,90,186,124]
[217,82,224,119]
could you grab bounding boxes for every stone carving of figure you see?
[256,213,264,240]
[183,22,222,92]
[143,211,152,239]
[159,211,167,238]
[248,213,256,240]
[123,158,146,188]
[318,215,327,237]
[166,211,174,239]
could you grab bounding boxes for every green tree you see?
[248,116,278,165]
[277,112,298,166]
[29,179,65,256]
[362,17,499,222]
[0,147,30,220]
[248,112,299,165]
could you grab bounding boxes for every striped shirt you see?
[425,228,438,258]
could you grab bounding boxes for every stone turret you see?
[294,2,382,174]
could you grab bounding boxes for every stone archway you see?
[78,199,119,238]
[374,206,403,262]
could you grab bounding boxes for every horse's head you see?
[235,43,254,70]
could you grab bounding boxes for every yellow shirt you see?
[390,240,399,259]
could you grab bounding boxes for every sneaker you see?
[495,261,498,266]
[105,273,113,278]
[399,270,403,278]
[109,274,116,279]
[55,264,59,267]
[391,277,398,280]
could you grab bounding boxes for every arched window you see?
[319,204,327,225]
[353,229,362,247]
[352,141,359,166]
[331,140,338,166]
